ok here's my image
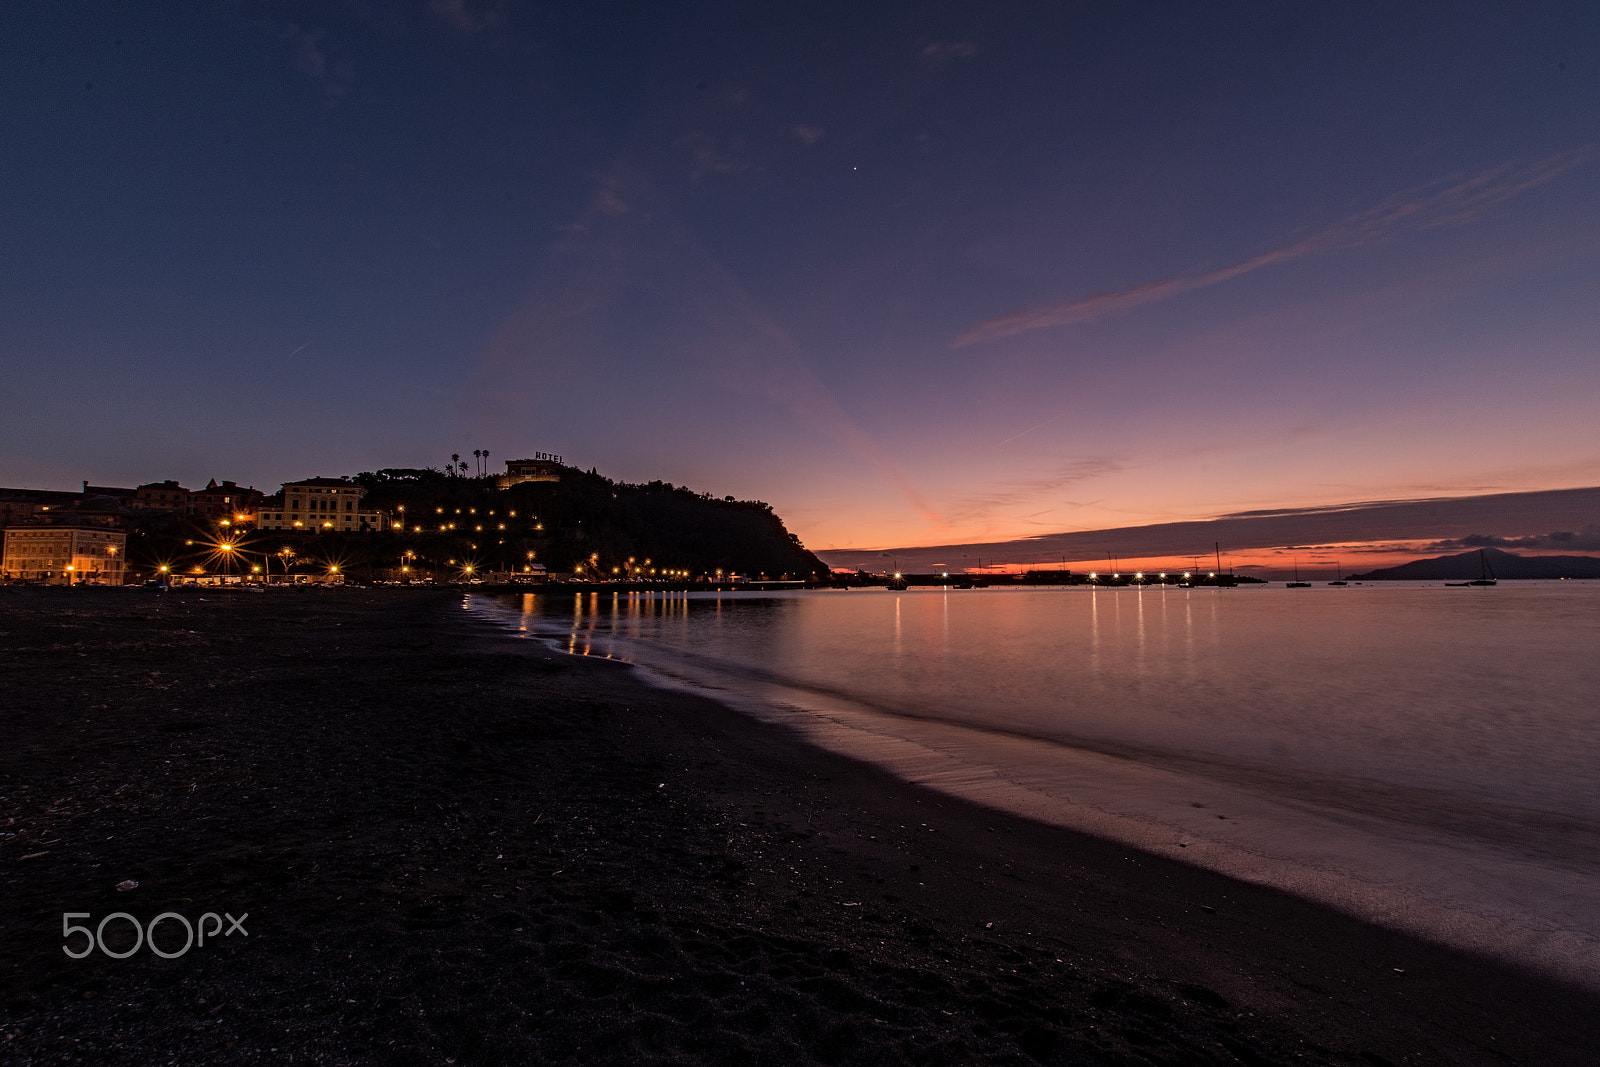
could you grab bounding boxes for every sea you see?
[473,582,1600,989]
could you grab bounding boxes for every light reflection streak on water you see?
[1135,585,1146,674]
[1088,587,1100,671]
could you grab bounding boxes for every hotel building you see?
[496,455,563,489]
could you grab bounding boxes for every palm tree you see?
[459,461,469,477]
[482,449,489,478]
[473,449,484,476]
[451,453,461,478]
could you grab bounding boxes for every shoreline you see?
[476,589,1600,994]
[3,587,1595,1064]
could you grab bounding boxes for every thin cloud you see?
[273,23,353,97]
[953,151,1588,347]
[921,42,979,63]
[943,458,1120,527]
[995,421,1047,447]
[429,0,505,33]
[1424,526,1600,553]
[676,131,749,184]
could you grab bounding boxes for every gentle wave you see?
[473,585,1600,989]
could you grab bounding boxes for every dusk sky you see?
[4,1,1598,557]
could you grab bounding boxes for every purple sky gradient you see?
[4,2,1597,554]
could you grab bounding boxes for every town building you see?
[133,481,193,512]
[255,478,391,532]
[191,479,265,523]
[497,454,564,489]
[1,525,127,584]
[1,483,132,525]
[0,494,46,528]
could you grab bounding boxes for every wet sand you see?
[1,586,1594,1065]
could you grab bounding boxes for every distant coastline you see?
[818,485,1600,576]
[1346,547,1600,581]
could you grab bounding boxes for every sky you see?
[4,1,1598,563]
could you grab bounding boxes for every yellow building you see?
[496,455,563,489]
[255,479,390,533]
[2,526,127,584]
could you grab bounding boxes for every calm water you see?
[476,583,1600,987]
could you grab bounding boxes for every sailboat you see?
[1452,556,1497,588]
[1328,562,1348,587]
[1286,558,1311,588]
[1468,550,1499,586]
[1446,550,1499,587]
[1212,542,1238,587]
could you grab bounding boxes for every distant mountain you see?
[1347,548,1600,581]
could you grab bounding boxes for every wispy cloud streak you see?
[953,152,1587,347]
[942,457,1120,528]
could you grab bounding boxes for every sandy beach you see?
[1,586,1594,1065]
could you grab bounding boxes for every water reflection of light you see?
[893,595,902,660]
[941,584,949,653]
[1184,592,1195,667]
[1136,583,1146,671]
[1089,586,1100,667]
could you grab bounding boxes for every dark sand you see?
[1,587,1594,1065]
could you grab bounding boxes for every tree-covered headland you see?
[126,464,828,584]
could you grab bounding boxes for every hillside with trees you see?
[346,464,827,581]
